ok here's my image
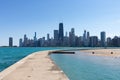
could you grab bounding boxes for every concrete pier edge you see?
[0,50,69,80]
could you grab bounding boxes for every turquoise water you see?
[50,51,120,80]
[0,47,60,71]
[1,47,120,80]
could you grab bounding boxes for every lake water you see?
[1,47,120,80]
[0,47,60,71]
[50,51,120,80]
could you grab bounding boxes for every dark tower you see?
[34,32,37,47]
[9,37,13,47]
[100,31,106,47]
[59,23,64,46]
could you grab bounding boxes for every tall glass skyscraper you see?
[24,34,28,47]
[47,33,50,41]
[19,38,22,47]
[54,30,59,46]
[100,31,106,47]
[58,23,64,45]
[9,37,13,47]
[34,32,37,47]
[69,28,75,46]
[54,30,59,40]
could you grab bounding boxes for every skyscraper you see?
[54,30,59,40]
[65,31,68,37]
[47,33,50,46]
[47,33,50,41]
[23,34,28,47]
[19,38,23,47]
[69,28,75,46]
[34,32,37,41]
[89,36,98,47]
[87,32,90,40]
[87,31,90,46]
[83,30,87,40]
[100,31,106,47]
[9,37,13,47]
[71,28,75,35]
[54,30,59,46]
[34,32,37,47]
[83,30,87,46]
[41,37,45,47]
[107,37,112,46]
[58,23,64,46]
[64,31,69,46]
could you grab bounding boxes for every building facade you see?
[58,23,64,46]
[100,31,106,47]
[9,37,13,47]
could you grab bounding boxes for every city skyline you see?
[1,0,120,46]
[1,22,120,46]
[15,23,120,47]
[18,23,102,47]
[5,23,120,47]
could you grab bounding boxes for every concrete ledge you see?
[52,51,75,54]
[0,50,69,80]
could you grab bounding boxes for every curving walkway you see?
[0,51,69,80]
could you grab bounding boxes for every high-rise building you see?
[34,32,37,47]
[9,37,13,47]
[112,36,120,47]
[59,23,64,46]
[69,28,75,46]
[41,37,45,47]
[65,31,68,37]
[37,38,42,47]
[107,37,112,46]
[75,36,82,47]
[100,31,106,47]
[89,36,98,47]
[46,33,50,46]
[69,32,72,46]
[87,32,90,46]
[54,30,59,46]
[54,30,59,40]
[34,32,37,41]
[23,34,28,47]
[87,32,89,39]
[19,38,23,47]
[83,30,86,40]
[63,36,69,46]
[47,33,50,41]
[79,36,84,46]
[83,30,87,46]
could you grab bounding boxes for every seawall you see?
[0,50,69,80]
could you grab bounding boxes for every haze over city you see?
[1,0,120,46]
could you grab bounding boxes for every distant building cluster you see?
[9,23,120,47]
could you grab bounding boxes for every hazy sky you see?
[0,0,120,46]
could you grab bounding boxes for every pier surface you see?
[81,49,120,57]
[0,51,69,80]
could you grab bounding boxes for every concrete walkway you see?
[0,51,69,80]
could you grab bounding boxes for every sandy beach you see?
[81,49,120,57]
[0,51,69,80]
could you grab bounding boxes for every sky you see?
[0,0,120,46]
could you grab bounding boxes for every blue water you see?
[0,47,61,72]
[50,51,120,80]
